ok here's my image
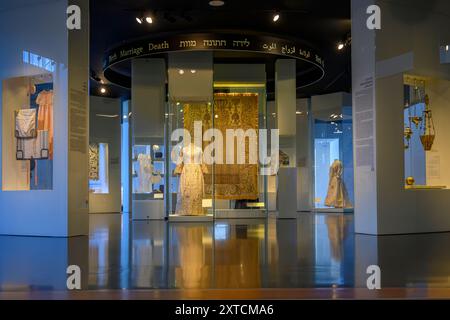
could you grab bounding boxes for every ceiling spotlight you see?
[209,0,225,7]
[100,87,107,94]
[145,16,153,24]
[178,69,185,75]
[337,42,345,50]
[273,12,280,22]
[190,69,196,74]
[136,17,143,24]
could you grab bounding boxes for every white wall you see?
[296,98,313,211]
[0,0,89,236]
[89,96,121,213]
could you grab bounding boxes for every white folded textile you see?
[15,109,37,138]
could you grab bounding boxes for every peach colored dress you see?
[36,90,53,159]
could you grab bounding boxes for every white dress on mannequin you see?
[324,159,352,208]
[175,143,208,216]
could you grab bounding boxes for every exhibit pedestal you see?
[277,168,298,219]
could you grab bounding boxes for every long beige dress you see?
[175,144,208,216]
[36,90,53,159]
[324,159,352,208]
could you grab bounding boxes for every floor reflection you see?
[86,213,355,289]
[4,212,450,291]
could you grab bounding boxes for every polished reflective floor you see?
[87,213,354,290]
[2,213,450,292]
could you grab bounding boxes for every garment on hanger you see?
[324,159,352,208]
[36,90,53,159]
[175,143,208,216]
[15,109,37,138]
[17,130,49,160]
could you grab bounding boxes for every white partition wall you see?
[276,59,298,219]
[89,96,122,213]
[0,0,90,237]
[352,0,450,235]
[131,58,167,220]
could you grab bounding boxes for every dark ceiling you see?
[90,0,351,99]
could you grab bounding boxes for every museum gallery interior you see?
[1,0,450,297]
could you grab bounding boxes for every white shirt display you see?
[136,153,162,193]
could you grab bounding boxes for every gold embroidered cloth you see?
[183,93,259,200]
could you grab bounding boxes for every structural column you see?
[275,59,297,218]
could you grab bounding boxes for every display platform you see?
[312,208,354,214]
[169,214,214,222]
[405,185,447,190]
[213,209,266,219]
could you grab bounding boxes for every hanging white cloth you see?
[15,109,37,138]
[324,159,352,208]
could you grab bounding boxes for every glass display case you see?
[313,104,353,210]
[167,99,214,218]
[2,73,54,191]
[166,84,268,219]
[403,75,449,190]
[212,84,268,217]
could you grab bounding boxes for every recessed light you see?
[446,45,449,52]
[337,43,345,50]
[190,69,196,74]
[145,16,153,24]
[209,0,225,7]
[178,69,185,75]
[136,17,143,24]
[273,13,280,22]
[100,87,107,94]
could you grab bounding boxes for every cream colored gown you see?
[324,159,352,208]
[175,144,208,216]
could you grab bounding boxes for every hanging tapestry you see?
[89,143,99,181]
[183,93,259,200]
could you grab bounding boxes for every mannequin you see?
[324,159,352,208]
[174,143,208,215]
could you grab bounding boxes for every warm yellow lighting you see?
[213,82,265,88]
